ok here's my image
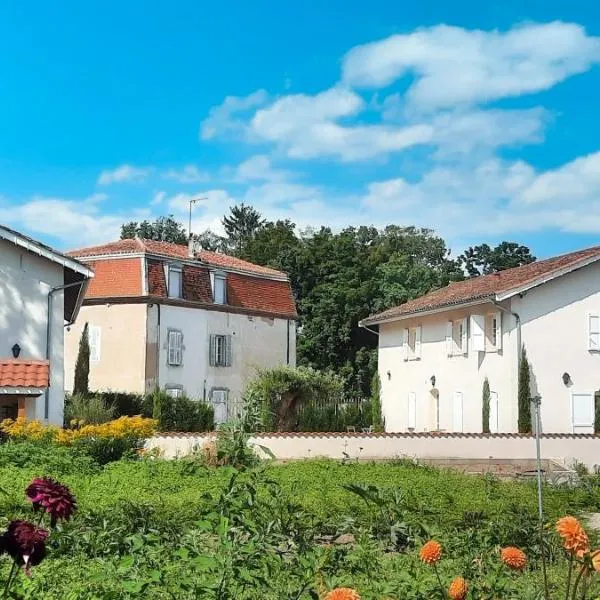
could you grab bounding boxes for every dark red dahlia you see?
[0,520,48,572]
[26,477,77,526]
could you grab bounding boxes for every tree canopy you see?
[458,242,536,277]
[121,215,188,245]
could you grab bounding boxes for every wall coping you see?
[152,431,600,440]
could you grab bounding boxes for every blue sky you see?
[1,1,600,257]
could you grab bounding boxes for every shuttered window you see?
[470,315,485,352]
[89,325,101,362]
[167,330,183,366]
[588,313,600,351]
[209,334,232,367]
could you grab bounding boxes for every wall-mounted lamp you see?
[430,375,436,388]
[11,344,21,359]
[562,372,572,386]
[387,370,391,381]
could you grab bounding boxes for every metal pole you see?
[533,395,549,598]
[188,196,208,241]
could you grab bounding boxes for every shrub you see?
[64,394,115,426]
[70,436,140,465]
[245,366,345,431]
[94,391,152,418]
[482,378,491,434]
[518,346,532,433]
[73,323,90,395]
[151,390,214,432]
[0,418,60,443]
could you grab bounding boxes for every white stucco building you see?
[64,238,297,422]
[0,225,93,425]
[361,246,600,434]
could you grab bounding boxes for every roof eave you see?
[360,296,496,327]
[495,254,600,301]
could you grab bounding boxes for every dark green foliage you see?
[95,391,152,417]
[73,323,90,396]
[222,202,266,255]
[71,436,141,465]
[64,394,115,426]
[120,215,188,245]
[371,372,384,432]
[595,391,600,434]
[482,378,491,434]
[151,390,214,432]
[458,241,536,277]
[295,401,372,432]
[518,346,532,433]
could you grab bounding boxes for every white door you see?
[452,391,463,433]
[571,392,594,434]
[211,390,229,425]
[489,391,499,433]
[408,392,416,430]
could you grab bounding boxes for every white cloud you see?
[98,164,151,185]
[342,22,600,110]
[0,195,140,247]
[200,89,269,140]
[234,155,292,182]
[162,165,209,183]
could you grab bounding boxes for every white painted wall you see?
[147,433,600,470]
[154,305,296,402]
[378,304,518,433]
[515,261,600,434]
[0,239,65,424]
[64,304,148,394]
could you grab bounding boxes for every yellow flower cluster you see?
[1,416,157,445]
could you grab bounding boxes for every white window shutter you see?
[461,318,468,354]
[403,328,409,361]
[415,326,422,358]
[446,321,453,356]
[588,313,600,351]
[89,325,101,362]
[495,312,503,350]
[470,315,485,352]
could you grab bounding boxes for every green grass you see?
[0,447,599,599]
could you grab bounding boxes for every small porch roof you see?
[0,360,49,395]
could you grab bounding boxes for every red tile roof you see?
[68,239,297,318]
[0,360,49,389]
[68,239,286,277]
[364,245,600,325]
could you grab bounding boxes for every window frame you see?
[210,334,232,367]
[89,324,101,363]
[165,385,184,398]
[213,272,227,305]
[167,264,183,299]
[167,329,183,366]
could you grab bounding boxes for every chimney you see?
[188,236,201,257]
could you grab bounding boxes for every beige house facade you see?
[362,246,600,435]
[64,239,297,422]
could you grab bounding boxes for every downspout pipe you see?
[45,280,86,421]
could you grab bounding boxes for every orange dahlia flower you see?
[556,516,589,555]
[501,546,528,570]
[448,576,468,600]
[419,540,442,565]
[324,588,361,600]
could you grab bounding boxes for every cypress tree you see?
[371,372,384,433]
[482,377,491,433]
[73,323,90,396]
[518,345,532,433]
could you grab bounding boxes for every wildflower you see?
[26,477,77,527]
[419,540,442,565]
[448,577,468,600]
[0,521,48,573]
[593,550,600,572]
[501,546,528,570]
[324,589,361,600]
[556,516,589,555]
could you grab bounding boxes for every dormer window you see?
[167,264,182,298]
[211,271,227,305]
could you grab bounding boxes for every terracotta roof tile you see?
[0,360,49,388]
[227,273,297,318]
[365,245,600,324]
[68,239,286,277]
[69,239,297,318]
